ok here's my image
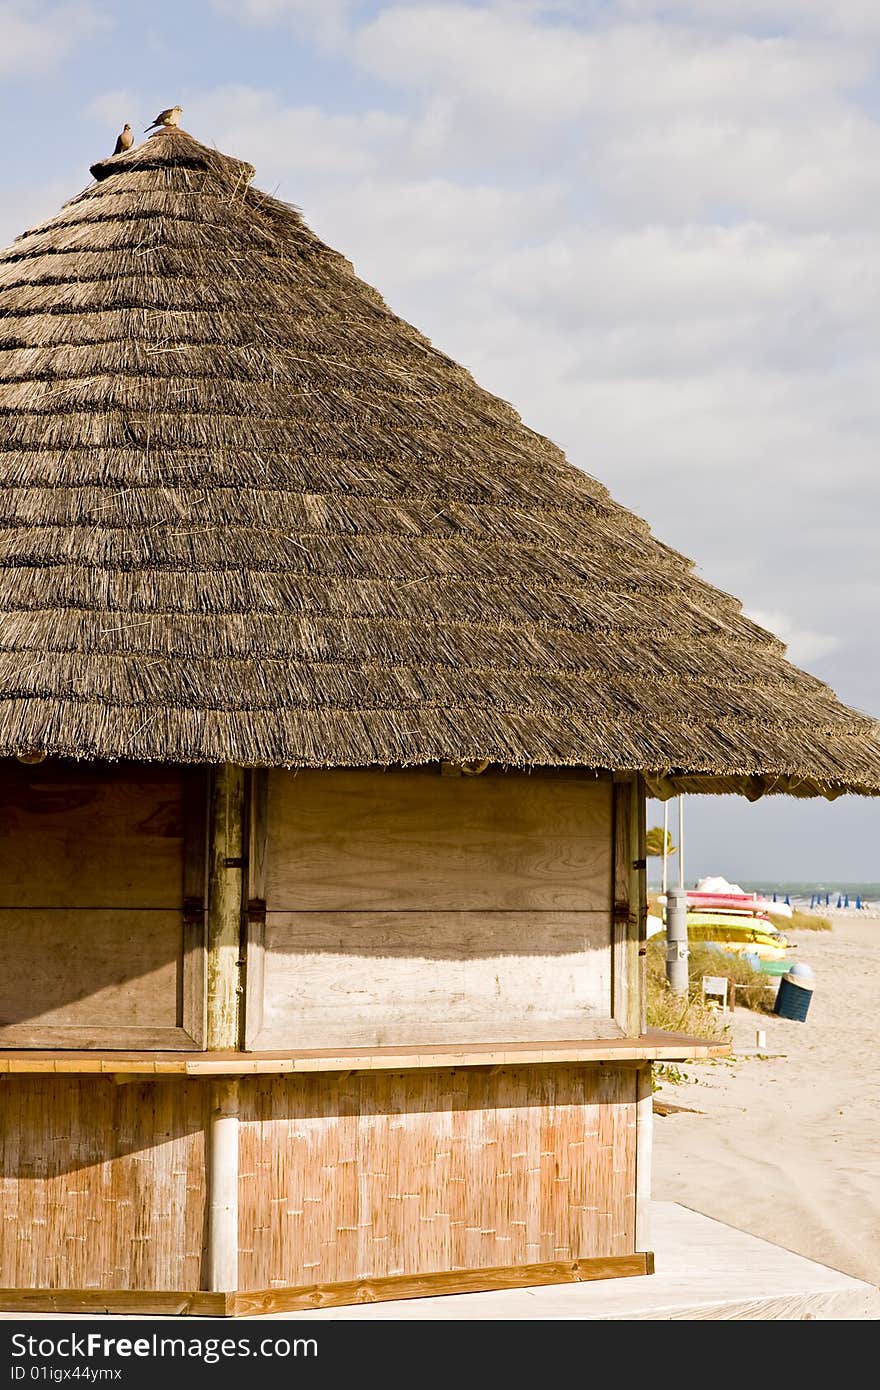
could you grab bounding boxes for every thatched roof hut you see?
[0,123,872,1318]
[1,126,878,797]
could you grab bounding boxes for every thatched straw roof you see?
[1,127,878,796]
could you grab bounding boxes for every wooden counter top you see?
[0,1029,727,1076]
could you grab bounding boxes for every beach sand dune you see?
[653,915,880,1286]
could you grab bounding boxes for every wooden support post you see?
[633,774,648,1035]
[612,774,641,1037]
[635,1062,653,1254]
[207,1078,239,1292]
[207,765,245,1050]
[244,769,269,1048]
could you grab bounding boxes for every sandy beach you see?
[653,914,880,1285]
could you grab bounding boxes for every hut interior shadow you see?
[0,759,199,1039]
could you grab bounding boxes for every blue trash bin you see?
[774,967,814,1022]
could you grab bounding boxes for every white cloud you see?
[189,85,406,177]
[353,5,866,119]
[87,89,139,127]
[596,107,880,228]
[0,178,71,250]
[745,610,840,666]
[0,0,105,76]
[210,0,359,43]
[618,1,880,40]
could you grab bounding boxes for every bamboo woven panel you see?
[0,1078,207,1290]
[237,1063,637,1289]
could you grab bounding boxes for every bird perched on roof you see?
[145,105,183,132]
[113,123,133,155]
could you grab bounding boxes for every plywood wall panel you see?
[266,769,611,912]
[0,909,181,1029]
[0,762,205,1048]
[254,768,616,1050]
[256,909,614,1048]
[237,1064,637,1290]
[0,761,186,909]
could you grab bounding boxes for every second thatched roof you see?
[0,127,878,797]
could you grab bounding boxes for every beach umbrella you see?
[857,895,862,910]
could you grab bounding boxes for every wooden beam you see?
[206,1078,239,1293]
[206,765,245,1050]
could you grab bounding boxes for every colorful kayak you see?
[660,891,791,917]
[692,892,793,919]
[756,958,791,976]
[681,912,790,959]
[691,909,778,926]
[684,910,780,936]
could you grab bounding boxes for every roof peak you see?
[89,127,255,186]
[2,127,879,792]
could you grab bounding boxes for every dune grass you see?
[646,936,775,1040]
[771,909,831,932]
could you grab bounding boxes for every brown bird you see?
[113,123,133,155]
[145,105,183,132]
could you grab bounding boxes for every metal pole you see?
[678,795,685,890]
[662,800,669,896]
[665,886,689,995]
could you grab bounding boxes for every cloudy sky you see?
[2,0,880,884]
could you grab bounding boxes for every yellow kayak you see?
[660,909,791,960]
[684,911,788,950]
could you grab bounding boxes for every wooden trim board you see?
[634,774,648,1036]
[243,768,268,1048]
[0,1254,654,1318]
[0,1289,228,1317]
[0,1025,202,1051]
[612,776,639,1036]
[181,767,209,1047]
[0,1032,729,1075]
[611,773,647,1038]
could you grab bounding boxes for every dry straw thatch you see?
[1,128,878,796]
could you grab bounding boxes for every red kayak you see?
[660,891,775,915]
